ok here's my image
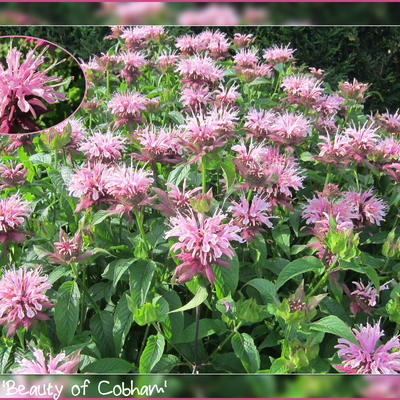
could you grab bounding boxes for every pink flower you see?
[105,165,154,210]
[157,51,178,72]
[0,193,30,244]
[281,74,323,107]
[176,35,205,56]
[198,30,231,59]
[176,54,223,88]
[165,210,242,284]
[233,33,255,49]
[133,126,184,164]
[315,131,352,166]
[302,194,357,240]
[263,44,295,64]
[314,93,345,116]
[0,161,28,189]
[335,321,400,374]
[214,83,241,106]
[180,86,212,112]
[181,107,238,160]
[339,78,369,103]
[153,179,202,217]
[119,51,147,82]
[0,266,53,337]
[13,349,80,374]
[234,49,259,68]
[245,109,275,141]
[343,189,387,227]
[228,194,274,241]
[68,162,111,213]
[269,111,310,146]
[375,109,400,133]
[309,67,324,79]
[79,130,127,163]
[375,137,400,160]
[108,91,148,127]
[232,141,304,208]
[0,41,67,133]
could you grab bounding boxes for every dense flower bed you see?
[0,26,400,374]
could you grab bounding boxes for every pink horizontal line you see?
[4,0,400,2]
[0,398,375,400]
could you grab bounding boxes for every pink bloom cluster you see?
[176,54,224,88]
[118,51,147,82]
[233,33,255,49]
[375,109,400,133]
[228,194,274,241]
[0,193,30,244]
[0,267,53,337]
[232,141,304,208]
[165,210,242,284]
[263,44,295,64]
[0,41,67,133]
[120,26,167,50]
[281,74,324,107]
[335,321,400,374]
[133,126,183,164]
[0,161,28,189]
[108,91,149,127]
[157,51,178,73]
[13,349,80,374]
[338,78,369,103]
[233,48,272,83]
[79,129,127,163]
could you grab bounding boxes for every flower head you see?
[68,162,111,213]
[375,109,400,134]
[79,130,127,163]
[119,51,147,82]
[234,48,259,68]
[233,33,255,49]
[13,349,80,374]
[214,83,241,106]
[180,86,212,112]
[52,118,87,154]
[269,111,310,146]
[0,161,28,189]
[108,91,148,127]
[0,266,53,337]
[176,54,223,88]
[281,74,323,107]
[0,41,67,133]
[165,210,242,284]
[0,193,30,244]
[157,51,178,72]
[245,108,275,141]
[339,78,369,103]
[228,194,274,241]
[105,165,154,209]
[335,321,400,374]
[263,44,295,64]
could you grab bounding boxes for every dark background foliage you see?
[2,26,399,114]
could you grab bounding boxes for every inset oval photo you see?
[0,35,86,134]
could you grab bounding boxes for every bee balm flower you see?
[0,266,53,337]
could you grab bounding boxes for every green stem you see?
[106,70,110,97]
[135,208,150,254]
[207,321,242,363]
[193,305,200,374]
[281,324,293,358]
[80,268,86,332]
[202,158,207,194]
[354,169,360,191]
[137,324,151,363]
[308,258,338,297]
[324,164,331,186]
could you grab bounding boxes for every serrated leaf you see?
[90,311,115,357]
[113,293,133,355]
[29,153,51,165]
[177,319,227,344]
[169,285,208,313]
[231,333,260,373]
[167,163,190,186]
[221,157,236,189]
[276,257,324,290]
[92,210,112,226]
[310,315,356,344]
[245,278,279,305]
[139,333,165,373]
[152,354,180,373]
[82,358,132,373]
[129,260,156,308]
[55,281,80,346]
[213,252,239,298]
[168,110,185,125]
[48,169,67,194]
[272,224,291,257]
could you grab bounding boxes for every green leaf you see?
[310,316,356,344]
[139,333,165,373]
[48,169,67,194]
[366,266,380,291]
[82,358,132,373]
[167,163,190,187]
[177,319,227,344]
[276,257,324,290]
[168,110,185,125]
[221,157,236,189]
[160,289,184,343]
[129,260,156,308]
[55,281,80,346]
[90,311,115,357]
[113,293,133,355]
[132,302,164,326]
[231,333,260,373]
[153,354,180,373]
[245,278,279,305]
[0,345,12,373]
[269,357,288,373]
[213,252,239,298]
[29,153,51,165]
[272,224,291,257]
[169,285,208,313]
[102,258,135,287]
[92,210,111,226]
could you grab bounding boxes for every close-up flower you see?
[0,266,53,337]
